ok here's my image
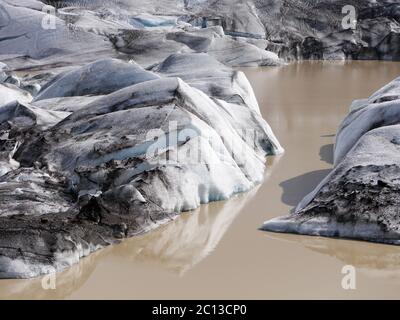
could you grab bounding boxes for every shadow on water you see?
[278,143,333,212]
[320,134,336,138]
[280,169,331,209]
[319,143,334,165]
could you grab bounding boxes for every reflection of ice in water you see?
[0,249,101,300]
[264,233,400,281]
[110,156,280,275]
[113,185,261,275]
[0,156,280,298]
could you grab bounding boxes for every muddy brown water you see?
[2,61,400,299]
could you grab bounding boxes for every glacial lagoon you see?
[2,61,400,299]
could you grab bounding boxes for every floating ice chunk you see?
[263,77,400,245]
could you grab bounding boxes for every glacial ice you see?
[334,81,400,165]
[0,84,32,106]
[111,26,281,68]
[20,75,282,210]
[0,53,282,277]
[263,76,400,244]
[33,58,160,101]
[0,2,117,69]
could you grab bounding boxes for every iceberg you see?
[0,53,282,278]
[263,76,400,244]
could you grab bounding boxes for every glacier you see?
[1,0,400,278]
